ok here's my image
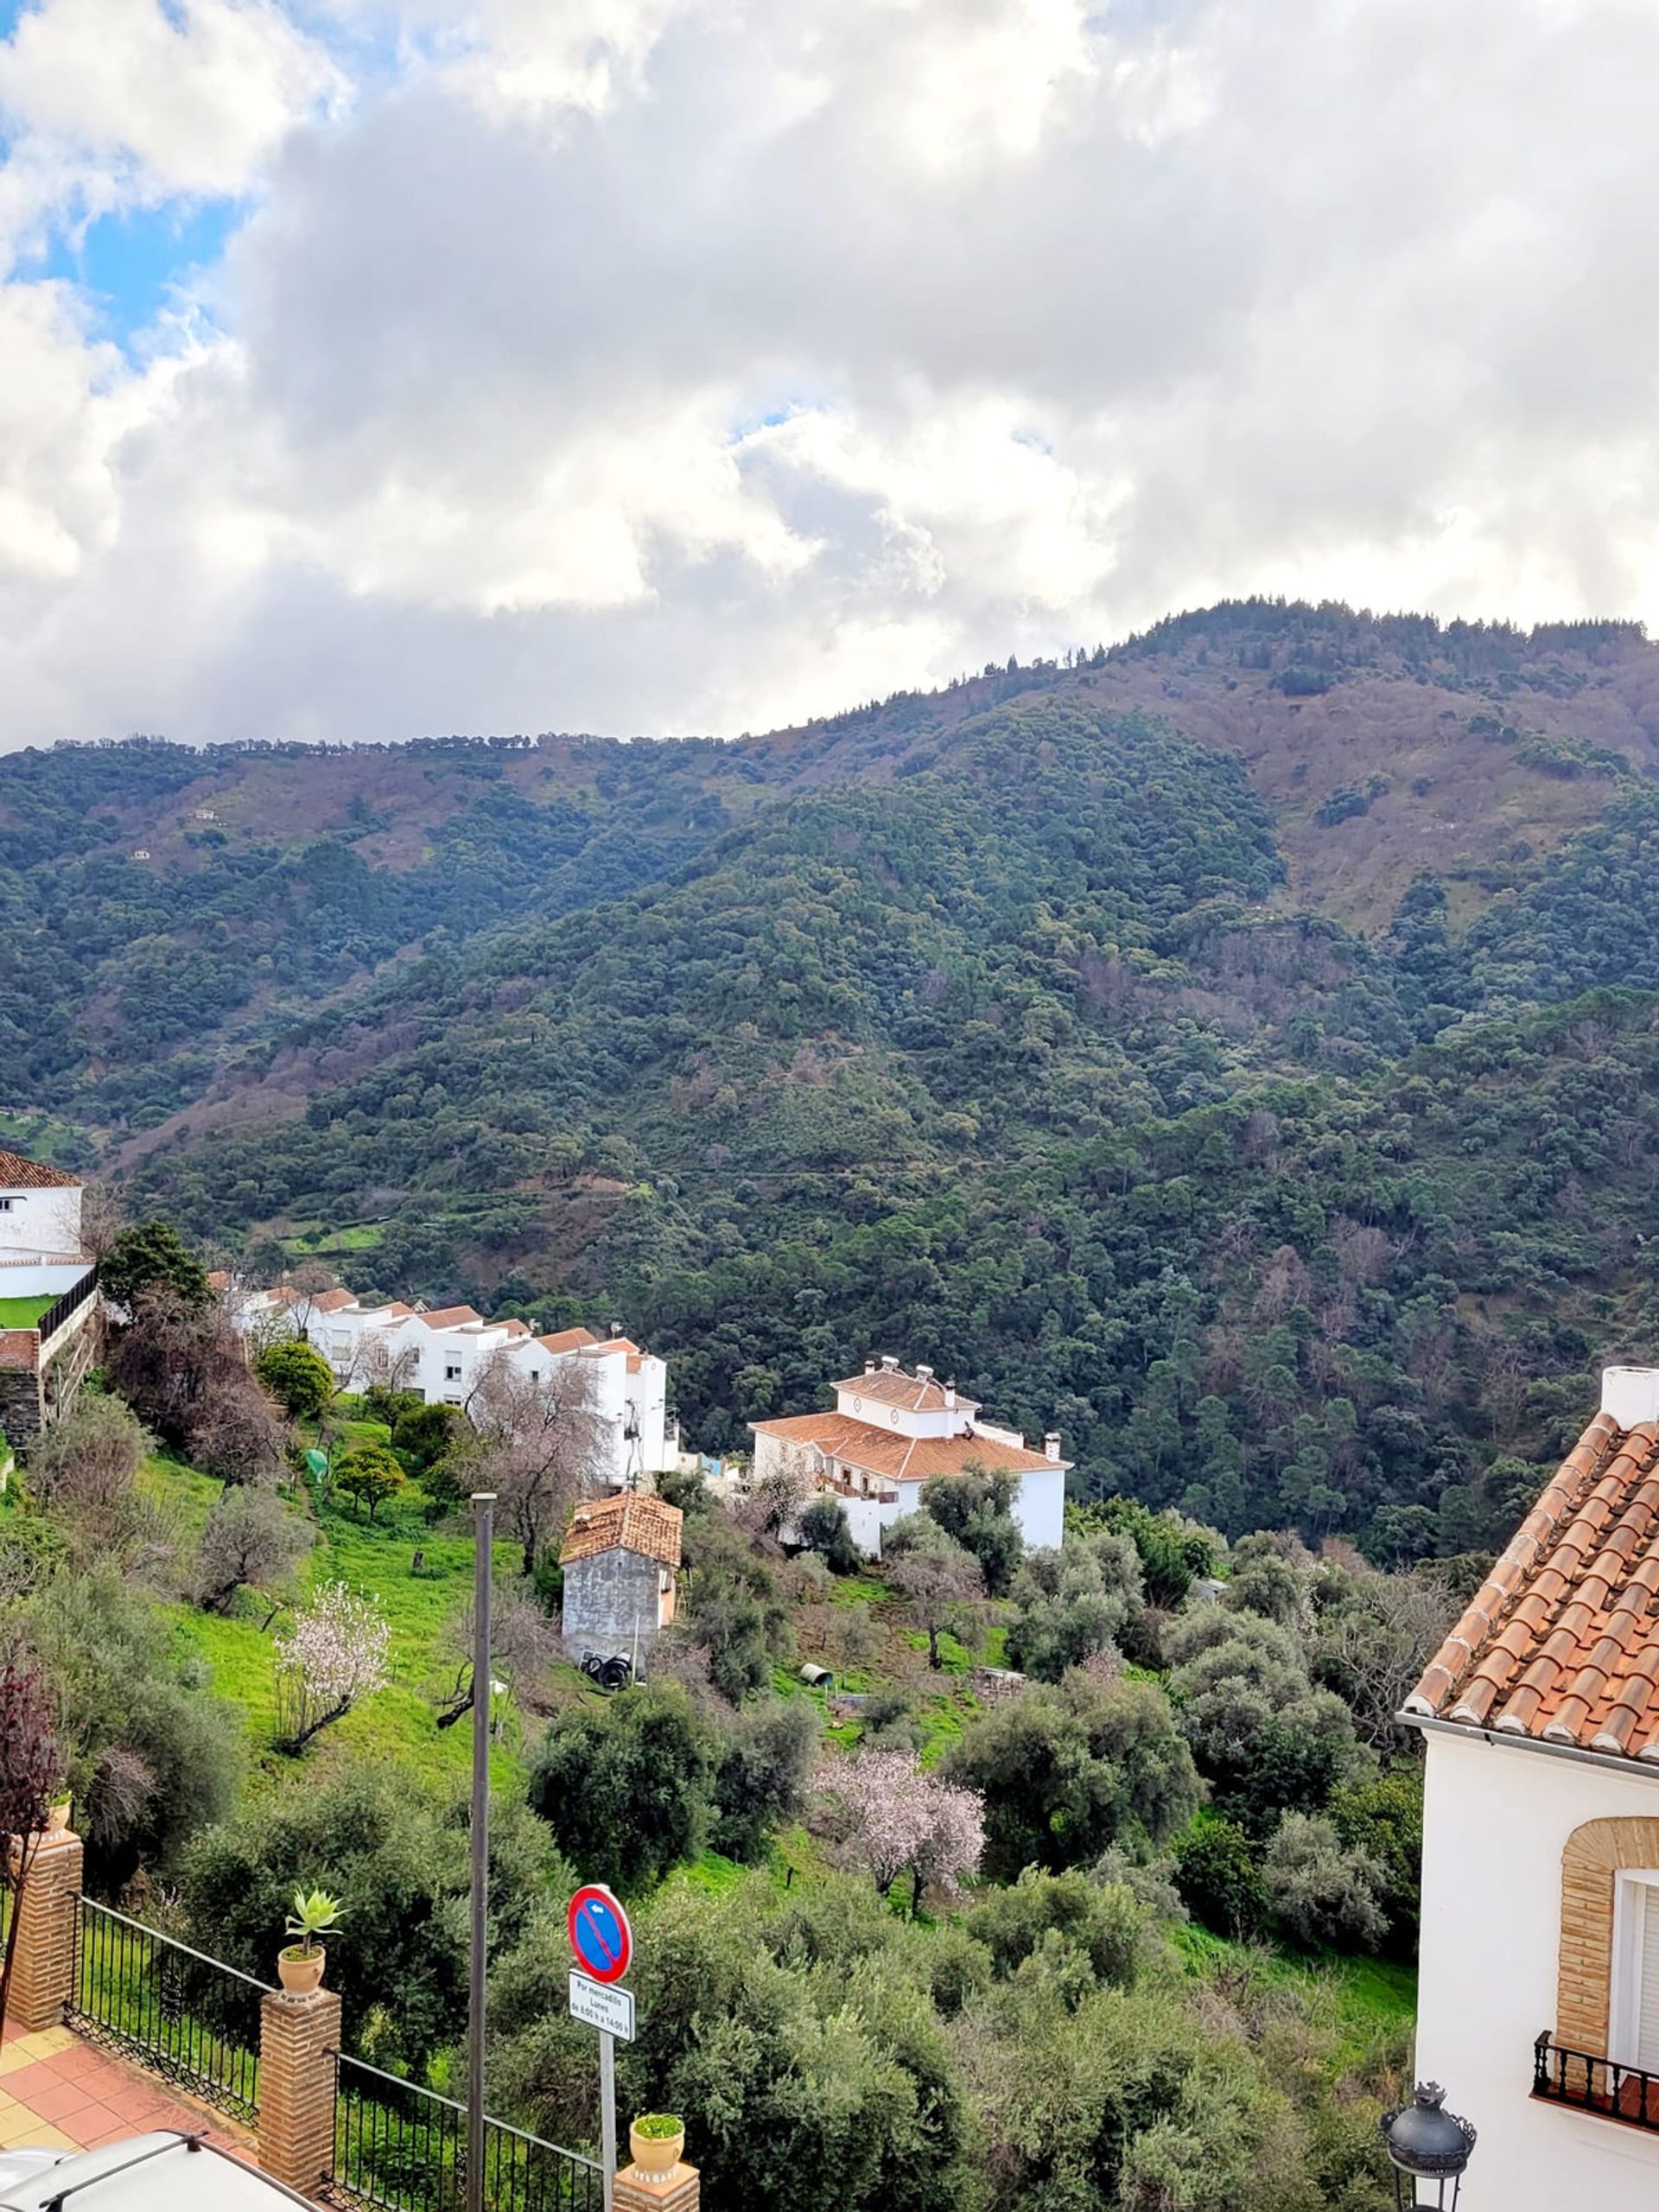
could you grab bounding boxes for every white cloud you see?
[0,0,1657,745]
[0,0,343,254]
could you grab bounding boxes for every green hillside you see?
[12,601,1659,1556]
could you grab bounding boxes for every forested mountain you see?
[11,600,1659,1558]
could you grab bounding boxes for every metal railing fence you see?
[1533,2031,1659,2130]
[70,1896,270,2124]
[332,2052,604,2212]
[35,1267,99,1347]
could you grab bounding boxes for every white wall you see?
[1417,1727,1659,2212]
[0,1183,82,1260]
[1011,1465,1065,1551]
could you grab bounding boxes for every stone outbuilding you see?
[559,1491,683,1670]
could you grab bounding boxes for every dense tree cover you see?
[16,608,1659,1560]
[86,667,1659,1558]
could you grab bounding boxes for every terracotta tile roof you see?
[752,1409,1063,1481]
[603,1337,641,1356]
[1405,1411,1659,1759]
[499,1318,531,1337]
[310,1288,358,1314]
[539,1326,602,1354]
[832,1367,978,1414]
[0,1151,79,1190]
[560,1491,683,1569]
[419,1305,483,1329]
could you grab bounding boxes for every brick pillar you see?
[258,1985,341,2197]
[614,2161,701,2212]
[5,1827,83,2031]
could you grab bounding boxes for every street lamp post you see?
[1379,2082,1477,2212]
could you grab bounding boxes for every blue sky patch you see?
[33,199,240,346]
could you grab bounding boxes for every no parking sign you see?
[567,1884,632,1986]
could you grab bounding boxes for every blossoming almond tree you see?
[275,1581,392,1752]
[825,1749,985,1914]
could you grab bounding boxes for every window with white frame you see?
[444,1357,463,1383]
[0,1197,14,1211]
[1611,1870,1659,2071]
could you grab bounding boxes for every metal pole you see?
[466,1492,495,2212]
[599,2030,616,2212]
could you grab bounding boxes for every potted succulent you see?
[44,1789,73,1835]
[278,1887,343,1994]
[628,2115,685,2177]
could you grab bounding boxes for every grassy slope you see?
[142,1452,528,1795]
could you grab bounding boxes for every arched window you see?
[1559,1818,1659,2056]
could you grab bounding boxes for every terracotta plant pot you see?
[628,2121,684,2177]
[45,1800,72,1836]
[277,1944,326,1994]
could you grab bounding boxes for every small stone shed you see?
[559,1491,683,1667]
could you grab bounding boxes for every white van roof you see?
[0,2133,313,2211]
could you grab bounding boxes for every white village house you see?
[1406,1364,1659,2211]
[751,1356,1069,1555]
[225,1281,674,1492]
[0,1150,100,1443]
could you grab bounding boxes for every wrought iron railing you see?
[1533,2031,1659,2130]
[35,1267,98,1348]
[71,1897,270,2124]
[332,2053,604,2212]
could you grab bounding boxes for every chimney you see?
[610,1319,624,1341]
[864,1359,876,1375]
[1602,1368,1659,1429]
[1044,1433,1062,1464]
[880,1355,899,1373]
[944,1381,957,1411]
[916,1364,933,1383]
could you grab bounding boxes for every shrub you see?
[1173,1815,1268,1940]
[334,1441,407,1521]
[528,1683,715,1890]
[797,1497,861,1573]
[254,1339,334,1421]
[967,1867,1143,1994]
[1262,1813,1389,1951]
[711,1697,820,1862]
[946,1671,1200,1879]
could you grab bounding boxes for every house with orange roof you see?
[558,1491,683,1670]
[1406,1364,1659,2210]
[223,1278,672,1489]
[751,1355,1069,1556]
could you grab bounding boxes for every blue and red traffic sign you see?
[568,1885,632,1986]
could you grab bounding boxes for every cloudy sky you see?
[0,0,1653,747]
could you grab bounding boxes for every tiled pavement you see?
[0,2020,253,2161]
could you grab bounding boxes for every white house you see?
[750,1355,1069,1555]
[0,1150,99,1441]
[225,1280,673,1491]
[1406,1364,1659,2211]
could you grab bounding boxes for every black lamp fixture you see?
[1379,2082,1477,2210]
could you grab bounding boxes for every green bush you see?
[528,1683,715,1891]
[1173,1815,1267,1940]
[254,1339,335,1421]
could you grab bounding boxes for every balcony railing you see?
[35,1266,99,1350]
[71,1897,271,2125]
[332,2051,604,2212]
[1533,2031,1659,2131]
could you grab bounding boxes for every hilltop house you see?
[558,1490,683,1670]
[0,1151,99,1442]
[1406,1364,1659,2211]
[225,1281,673,1491]
[751,1356,1069,1555]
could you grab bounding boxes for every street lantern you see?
[1379,2082,1477,2211]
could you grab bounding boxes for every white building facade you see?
[227,1283,673,1491]
[1406,1365,1659,2212]
[0,1151,99,1442]
[751,1356,1068,1555]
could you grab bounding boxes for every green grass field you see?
[0,1294,53,1327]
[142,1452,530,1794]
